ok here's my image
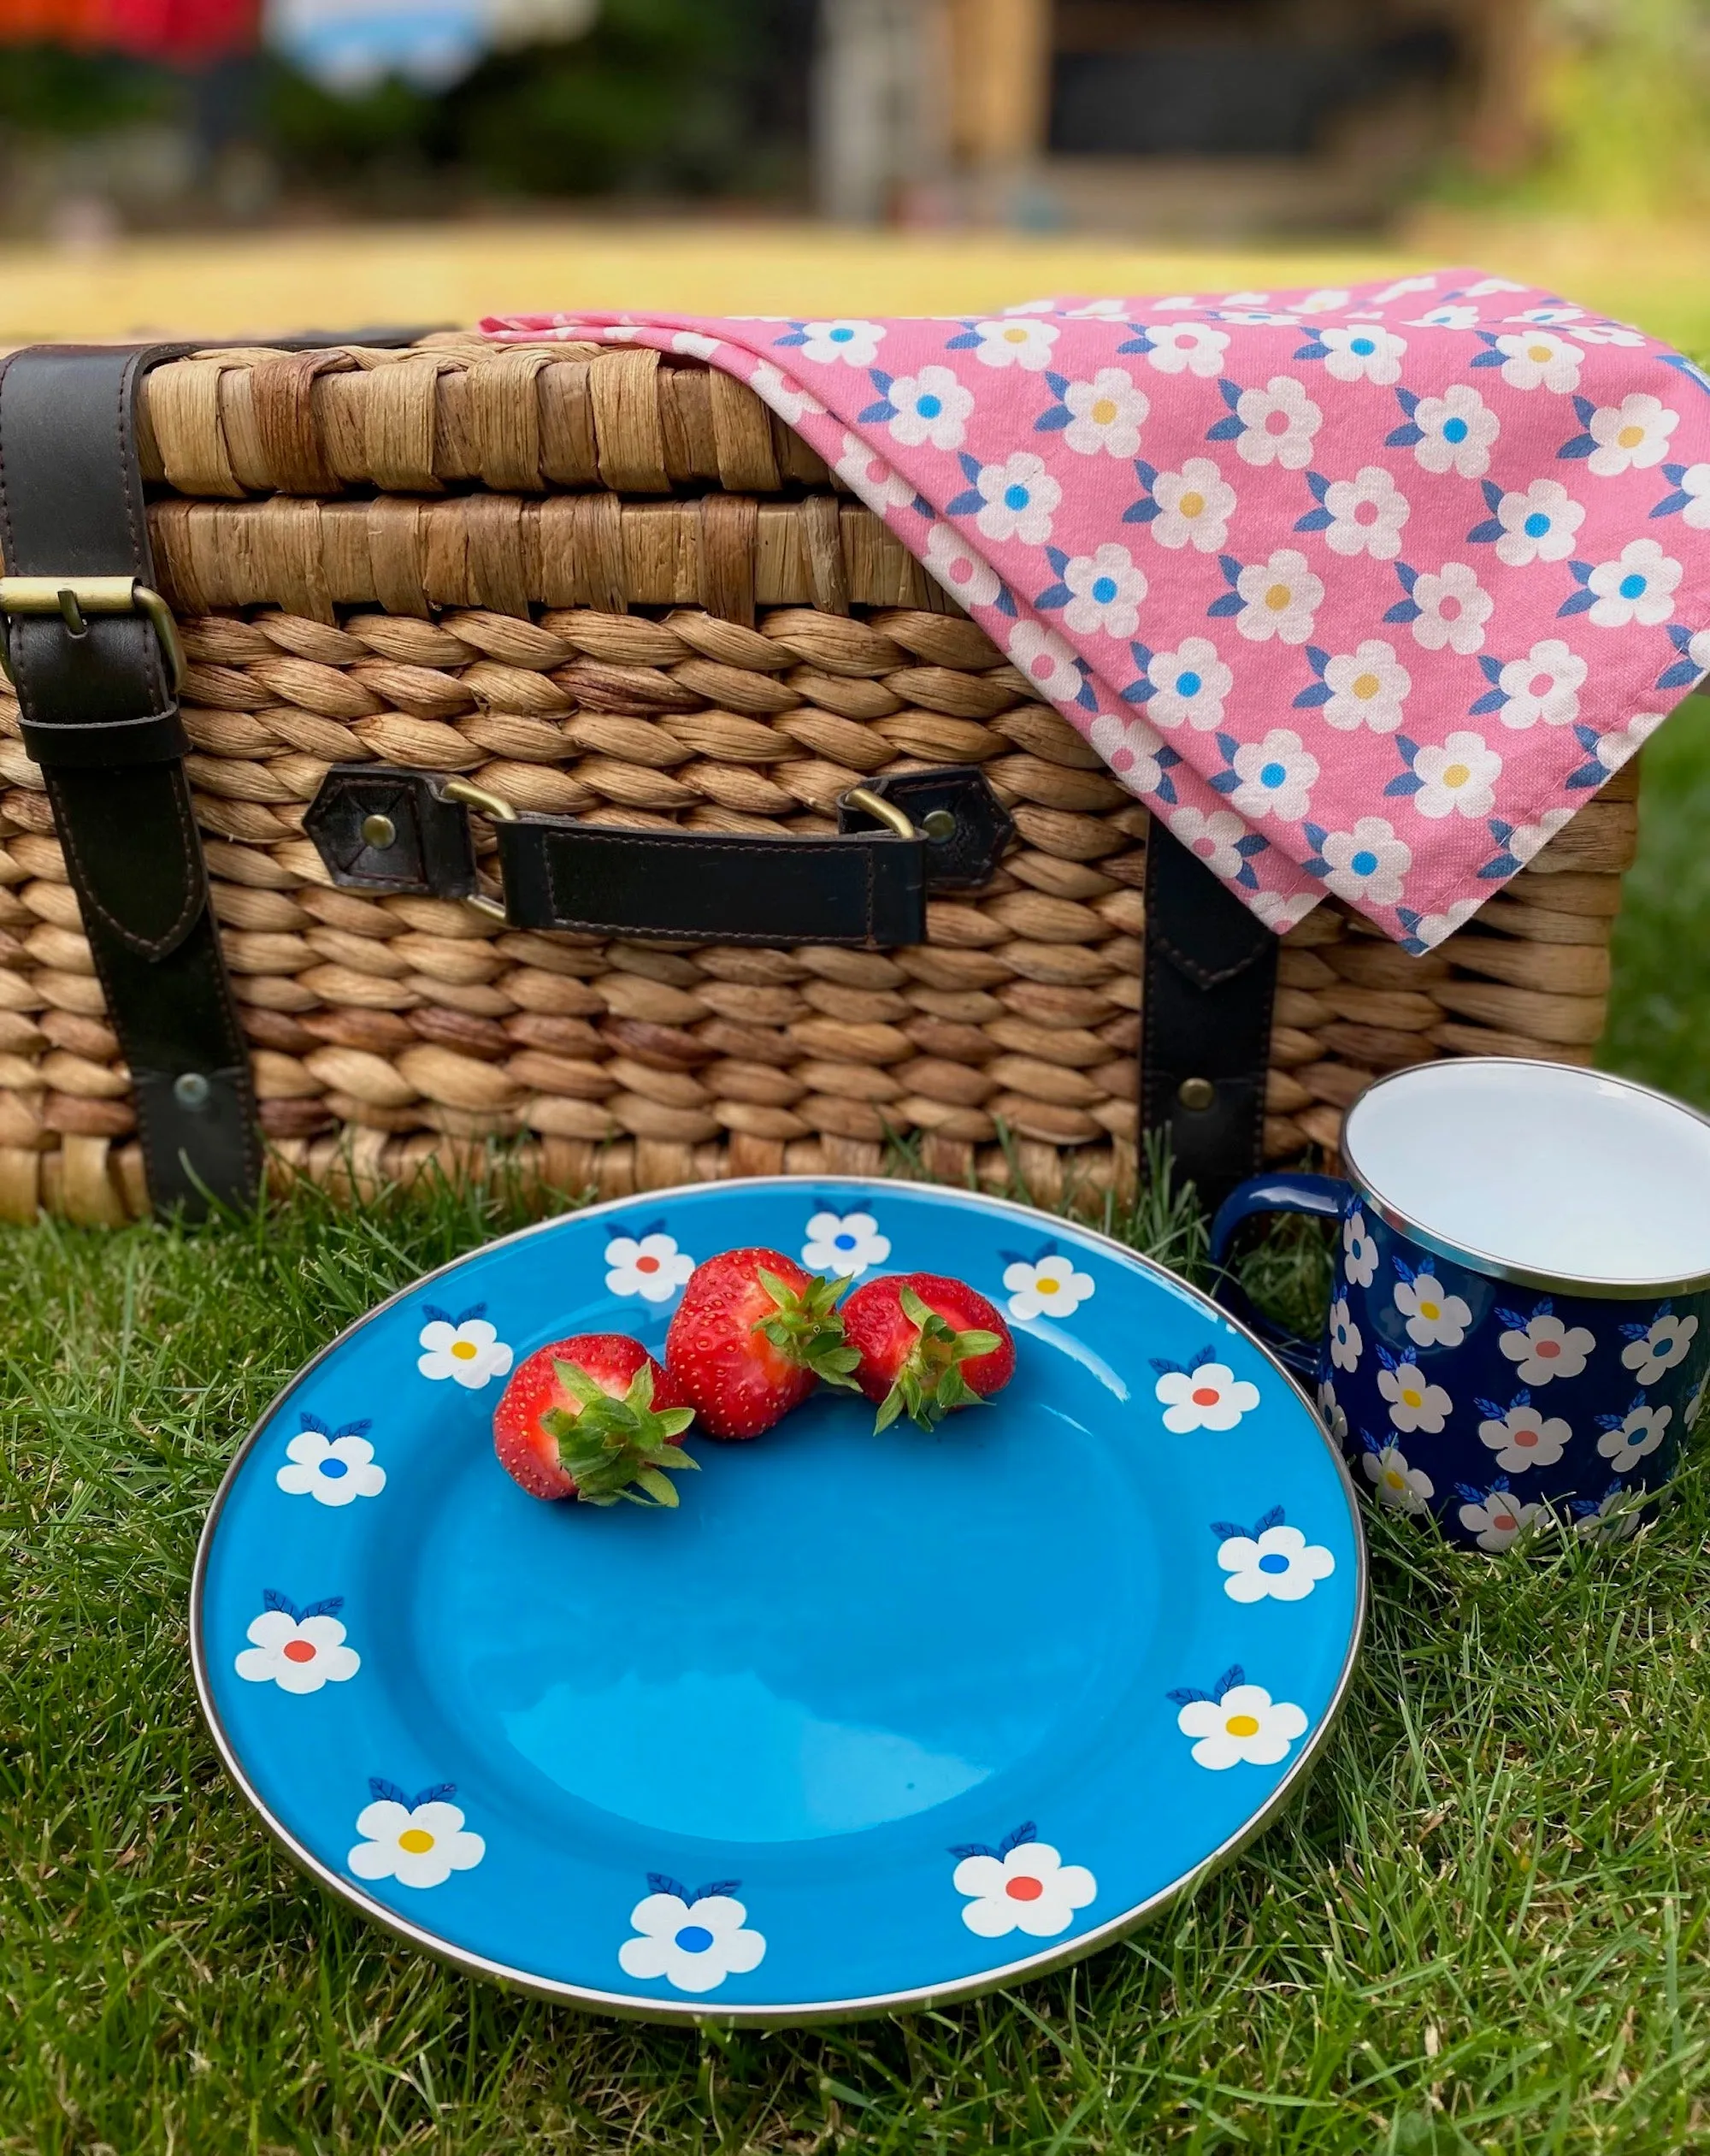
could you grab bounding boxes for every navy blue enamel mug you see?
[1211,1060,1710,1551]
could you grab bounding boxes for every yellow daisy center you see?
[1401,1387,1424,1409]
[1383,1468,1406,1490]
[1527,343,1554,362]
[1178,490,1206,518]
[1036,1275,1060,1295]
[1265,583,1292,611]
[1619,424,1645,447]
[1090,398,1118,425]
[1441,765,1470,789]
[398,1828,435,1854]
[451,1339,478,1360]
[1351,671,1381,700]
[1418,1299,1441,1320]
[1003,326,1029,343]
[1225,1713,1260,1738]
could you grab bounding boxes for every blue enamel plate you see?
[192,1178,1366,2023]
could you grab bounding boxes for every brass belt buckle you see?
[0,575,186,696]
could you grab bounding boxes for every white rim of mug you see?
[1341,1058,1710,1302]
[190,1175,1370,2029]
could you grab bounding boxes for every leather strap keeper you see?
[1141,824,1281,1207]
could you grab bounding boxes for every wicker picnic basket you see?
[0,334,1636,1226]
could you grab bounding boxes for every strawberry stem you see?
[753,1267,862,1391]
[543,1359,699,1506]
[874,1284,1002,1433]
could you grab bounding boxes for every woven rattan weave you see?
[0,337,1637,1225]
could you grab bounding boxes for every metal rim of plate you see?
[190,1178,1370,2027]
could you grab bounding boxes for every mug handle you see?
[1208,1173,1350,1379]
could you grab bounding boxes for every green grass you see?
[5,707,1710,2154]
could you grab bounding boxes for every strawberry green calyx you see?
[876,1284,1004,1433]
[541,1359,699,1507]
[753,1267,862,1391]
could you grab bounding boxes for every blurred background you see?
[0,0,1700,255]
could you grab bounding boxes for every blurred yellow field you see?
[3,210,1709,351]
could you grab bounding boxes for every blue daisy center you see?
[319,1456,349,1480]
[1619,571,1648,600]
[1523,511,1551,538]
[1175,669,1203,697]
[828,327,855,343]
[1259,760,1288,789]
[1004,483,1032,512]
[1349,336,1377,356]
[1091,576,1120,605]
[915,393,942,418]
[1258,1551,1291,1574]
[1349,848,1380,877]
[1442,416,1469,443]
[834,1232,858,1250]
[674,1924,715,1953]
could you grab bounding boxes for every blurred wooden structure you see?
[817,0,1540,233]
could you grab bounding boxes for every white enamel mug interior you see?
[1340,1060,1710,1298]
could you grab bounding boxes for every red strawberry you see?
[492,1334,698,1506]
[665,1248,860,1438]
[842,1273,1014,1432]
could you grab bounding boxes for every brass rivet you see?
[1177,1076,1217,1113]
[362,812,397,849]
[923,808,957,841]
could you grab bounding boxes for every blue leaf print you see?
[948,1842,999,1860]
[945,488,982,517]
[1210,1520,1247,1541]
[1034,582,1073,611]
[1394,561,1419,594]
[1217,377,1243,411]
[1294,339,1330,361]
[1391,1254,1418,1284]
[1206,415,1245,441]
[299,1411,331,1436]
[334,1419,372,1440]
[1466,519,1505,545]
[1558,433,1597,460]
[1165,1686,1213,1706]
[1470,688,1507,716]
[1295,507,1335,533]
[997,1822,1039,1857]
[262,1587,301,1619]
[1557,589,1596,617]
[419,1305,453,1326]
[454,1302,486,1326]
[1208,591,1245,617]
[1212,1664,1245,1703]
[1651,491,1693,519]
[858,397,897,426]
[1294,681,1334,706]
[1035,405,1072,434]
[647,1871,691,1901]
[1387,422,1426,448]
[1374,1343,1400,1372]
[693,1880,741,1902]
[369,1777,411,1806]
[1253,1503,1285,1534]
[1150,1356,1190,1378]
[302,1596,345,1620]
[1394,387,1420,417]
[1473,1397,1507,1420]
[413,1782,457,1808]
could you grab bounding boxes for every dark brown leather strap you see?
[304,763,1016,950]
[1141,824,1280,1207]
[0,343,261,1219]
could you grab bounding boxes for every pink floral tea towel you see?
[486,271,1710,948]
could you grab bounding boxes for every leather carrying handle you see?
[304,762,1017,951]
